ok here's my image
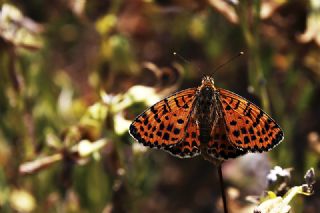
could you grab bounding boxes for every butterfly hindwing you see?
[164,118,201,158]
[129,88,199,155]
[205,117,248,160]
[218,88,284,152]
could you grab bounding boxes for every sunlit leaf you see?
[0,4,43,50]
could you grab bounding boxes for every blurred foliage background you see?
[0,0,319,212]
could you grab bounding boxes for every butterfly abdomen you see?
[196,85,217,144]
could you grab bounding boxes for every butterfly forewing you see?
[218,88,284,152]
[129,88,199,156]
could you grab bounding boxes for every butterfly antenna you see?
[173,51,201,73]
[213,51,244,74]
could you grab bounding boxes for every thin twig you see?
[217,164,228,213]
[200,148,228,213]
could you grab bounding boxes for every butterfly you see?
[129,75,284,162]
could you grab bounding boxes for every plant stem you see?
[218,164,228,213]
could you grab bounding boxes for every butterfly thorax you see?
[195,76,221,144]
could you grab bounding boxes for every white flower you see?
[267,166,291,183]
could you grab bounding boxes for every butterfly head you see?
[201,75,215,87]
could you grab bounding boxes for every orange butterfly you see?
[129,76,283,162]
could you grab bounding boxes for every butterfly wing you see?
[129,88,201,158]
[205,117,248,160]
[164,118,201,158]
[218,88,284,152]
